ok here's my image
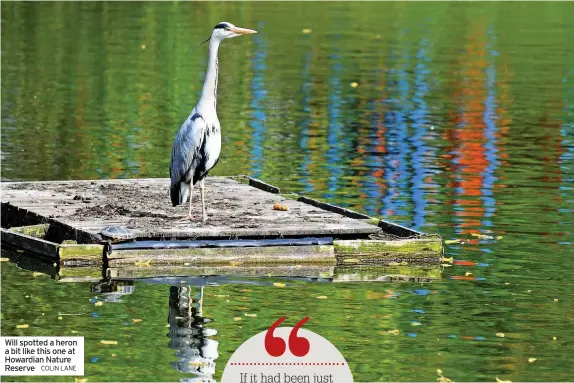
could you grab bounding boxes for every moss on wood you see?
[9,224,49,238]
[365,218,381,226]
[58,244,104,263]
[108,264,335,279]
[58,266,102,279]
[108,245,336,266]
[334,238,442,255]
[333,238,443,265]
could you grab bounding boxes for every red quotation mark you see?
[264,316,310,357]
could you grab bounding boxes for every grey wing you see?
[170,112,207,186]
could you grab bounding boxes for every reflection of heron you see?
[168,286,219,383]
[170,22,257,222]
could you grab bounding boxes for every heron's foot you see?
[176,214,197,222]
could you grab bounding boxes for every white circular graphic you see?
[221,322,353,383]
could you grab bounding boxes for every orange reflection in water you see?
[451,22,489,235]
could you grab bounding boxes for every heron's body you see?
[170,108,221,207]
[169,22,256,222]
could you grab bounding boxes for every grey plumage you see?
[170,113,219,206]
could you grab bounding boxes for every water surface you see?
[1,2,573,382]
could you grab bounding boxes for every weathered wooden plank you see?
[248,177,280,194]
[333,238,443,265]
[1,202,46,228]
[59,244,104,263]
[9,224,49,238]
[108,244,335,266]
[377,219,423,238]
[102,225,376,240]
[111,237,333,250]
[2,177,167,187]
[44,219,102,244]
[1,201,101,244]
[4,205,86,214]
[107,264,334,279]
[297,196,372,220]
[1,178,382,241]
[0,228,59,260]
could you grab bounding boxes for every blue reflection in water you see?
[560,66,573,201]
[482,27,500,226]
[396,52,414,222]
[249,22,267,178]
[382,60,398,218]
[412,309,425,314]
[409,38,431,229]
[363,114,383,216]
[324,44,344,200]
[383,42,412,224]
[299,36,314,194]
[362,50,386,216]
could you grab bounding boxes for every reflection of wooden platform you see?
[1,177,381,241]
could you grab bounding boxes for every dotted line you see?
[230,362,345,366]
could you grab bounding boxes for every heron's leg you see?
[199,285,204,317]
[176,184,195,222]
[188,184,194,217]
[200,179,207,223]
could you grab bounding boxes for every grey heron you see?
[170,22,257,222]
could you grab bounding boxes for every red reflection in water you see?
[453,260,478,266]
[451,23,489,235]
[450,276,478,281]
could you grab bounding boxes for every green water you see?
[1,1,573,382]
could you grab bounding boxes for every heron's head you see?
[211,21,257,41]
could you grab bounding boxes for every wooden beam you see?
[248,177,280,194]
[0,228,59,260]
[297,196,372,220]
[59,244,104,264]
[1,227,104,264]
[1,177,385,240]
[111,237,334,251]
[107,244,336,266]
[9,224,49,238]
[107,264,334,279]
[333,238,443,265]
[45,219,101,244]
[1,202,46,228]
[377,219,423,238]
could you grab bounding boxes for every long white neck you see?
[197,39,221,112]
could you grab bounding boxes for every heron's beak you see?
[230,27,257,35]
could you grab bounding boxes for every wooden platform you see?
[1,176,443,278]
[1,177,382,241]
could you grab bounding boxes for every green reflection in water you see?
[1,1,573,382]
